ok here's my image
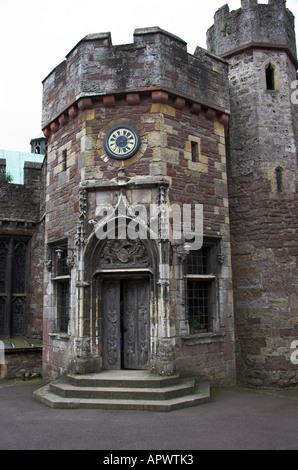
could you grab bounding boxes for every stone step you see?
[33,381,210,412]
[64,370,182,389]
[50,378,196,400]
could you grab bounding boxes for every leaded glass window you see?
[0,238,29,337]
[57,282,70,333]
[186,243,217,334]
[13,243,27,293]
[12,297,26,336]
[0,242,8,294]
[51,243,71,334]
[0,297,7,337]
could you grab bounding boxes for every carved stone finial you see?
[66,255,75,269]
[88,219,98,230]
[45,259,52,271]
[116,169,130,185]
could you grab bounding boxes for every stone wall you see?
[0,160,45,337]
[0,161,43,223]
[208,0,298,387]
[229,173,298,387]
[0,350,42,379]
[0,160,45,378]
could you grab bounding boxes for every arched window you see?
[276,167,283,193]
[266,63,275,90]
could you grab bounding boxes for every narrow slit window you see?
[191,141,199,162]
[266,63,275,90]
[62,149,67,171]
[276,168,283,193]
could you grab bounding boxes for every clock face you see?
[104,125,141,160]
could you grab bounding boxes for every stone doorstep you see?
[50,379,196,400]
[33,371,210,411]
[65,370,182,388]
[33,384,210,412]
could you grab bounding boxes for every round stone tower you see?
[208,0,298,387]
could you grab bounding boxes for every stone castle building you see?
[1,0,297,399]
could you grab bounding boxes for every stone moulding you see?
[0,219,38,235]
[180,332,225,347]
[219,42,298,69]
[42,88,230,140]
[79,173,170,191]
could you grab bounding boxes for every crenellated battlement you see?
[0,159,44,230]
[207,0,297,60]
[42,26,230,133]
[0,158,43,189]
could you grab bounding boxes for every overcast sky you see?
[1,0,298,153]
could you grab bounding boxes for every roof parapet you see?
[207,0,296,59]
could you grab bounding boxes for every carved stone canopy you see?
[99,238,150,268]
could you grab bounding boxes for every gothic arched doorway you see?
[86,235,158,371]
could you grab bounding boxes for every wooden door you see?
[122,279,150,369]
[103,280,121,369]
[102,278,150,370]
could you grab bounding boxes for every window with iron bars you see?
[186,244,217,334]
[57,281,70,333]
[51,244,71,334]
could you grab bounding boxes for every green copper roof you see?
[30,132,47,143]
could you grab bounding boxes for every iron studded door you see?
[123,279,150,370]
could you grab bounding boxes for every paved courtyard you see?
[0,379,297,451]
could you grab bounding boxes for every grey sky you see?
[0,0,297,152]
